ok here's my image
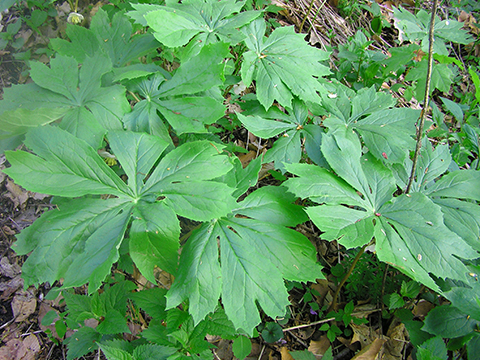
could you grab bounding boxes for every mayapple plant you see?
[0,0,479,359]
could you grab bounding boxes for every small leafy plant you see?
[0,0,479,359]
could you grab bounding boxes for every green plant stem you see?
[326,243,369,313]
[405,0,438,194]
[299,0,315,33]
[306,0,327,33]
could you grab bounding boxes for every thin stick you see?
[327,243,369,313]
[306,0,328,34]
[405,0,439,194]
[282,310,381,332]
[257,345,266,360]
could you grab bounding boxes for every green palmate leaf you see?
[241,19,330,109]
[129,202,180,281]
[167,186,322,334]
[321,86,419,163]
[2,53,129,148]
[13,197,131,289]
[376,192,477,292]
[6,127,234,291]
[237,99,325,171]
[4,126,132,198]
[139,0,260,54]
[0,107,70,140]
[51,9,159,66]
[285,131,476,291]
[288,140,377,247]
[124,43,229,135]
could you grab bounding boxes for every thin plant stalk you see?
[326,242,369,313]
[306,0,327,33]
[405,0,439,194]
[299,0,315,33]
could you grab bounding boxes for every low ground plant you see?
[0,0,479,358]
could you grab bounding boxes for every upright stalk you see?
[299,0,315,33]
[405,0,438,194]
[326,243,369,313]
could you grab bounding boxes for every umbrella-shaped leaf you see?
[140,0,261,51]
[5,127,235,292]
[237,99,325,171]
[2,53,129,148]
[167,186,322,334]
[241,19,330,109]
[124,43,228,135]
[51,9,159,66]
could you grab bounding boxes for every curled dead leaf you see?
[351,337,387,360]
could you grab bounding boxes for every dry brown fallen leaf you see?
[308,334,330,357]
[0,256,21,278]
[0,276,24,300]
[5,179,29,209]
[351,323,376,349]
[0,334,41,360]
[351,337,387,360]
[384,319,407,360]
[12,292,37,323]
[413,300,434,320]
[280,347,294,360]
